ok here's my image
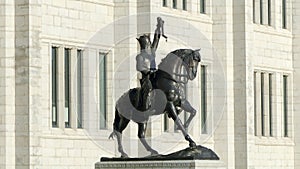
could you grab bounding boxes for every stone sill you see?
[160,8,213,25]
[95,160,226,169]
[253,24,292,38]
[255,136,294,146]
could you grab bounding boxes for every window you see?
[173,0,177,9]
[260,72,265,136]
[269,73,273,136]
[164,114,169,132]
[254,72,257,135]
[267,0,271,25]
[253,0,256,23]
[99,52,107,129]
[183,84,188,129]
[182,0,187,10]
[260,0,263,24]
[77,50,83,128]
[254,71,277,137]
[201,65,207,134]
[64,48,71,128]
[163,0,167,7]
[51,47,58,127]
[283,75,288,137]
[282,0,287,29]
[200,0,205,14]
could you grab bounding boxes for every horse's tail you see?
[108,108,120,140]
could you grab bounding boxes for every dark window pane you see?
[282,0,287,28]
[164,114,169,132]
[201,65,207,134]
[77,50,83,128]
[183,0,187,10]
[283,75,288,137]
[52,47,58,127]
[173,0,177,9]
[163,0,167,7]
[260,0,263,24]
[254,72,257,135]
[99,53,107,129]
[269,73,273,136]
[261,73,264,136]
[253,0,256,23]
[200,0,206,14]
[64,48,71,128]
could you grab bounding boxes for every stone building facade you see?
[0,0,300,169]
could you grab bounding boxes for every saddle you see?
[128,88,151,112]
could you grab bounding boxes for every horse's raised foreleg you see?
[181,99,196,129]
[110,110,130,158]
[166,101,196,148]
[138,122,158,155]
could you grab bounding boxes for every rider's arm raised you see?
[151,17,163,53]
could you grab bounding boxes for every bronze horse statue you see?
[109,49,201,157]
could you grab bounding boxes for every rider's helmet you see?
[136,34,151,50]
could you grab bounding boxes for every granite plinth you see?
[95,160,226,169]
[97,146,223,169]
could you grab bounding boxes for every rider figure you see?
[136,17,166,110]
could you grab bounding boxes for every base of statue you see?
[96,160,225,169]
[96,145,224,169]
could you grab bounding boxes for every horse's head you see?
[183,49,201,80]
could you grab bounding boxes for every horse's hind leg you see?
[113,110,130,157]
[138,123,158,155]
[181,99,197,129]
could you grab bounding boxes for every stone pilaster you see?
[15,0,30,168]
[231,0,256,168]
[15,0,43,168]
[292,0,300,168]
[211,1,235,169]
[0,1,16,169]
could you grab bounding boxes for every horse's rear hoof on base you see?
[121,153,129,158]
[150,150,159,156]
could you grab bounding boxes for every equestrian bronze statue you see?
[109,17,201,158]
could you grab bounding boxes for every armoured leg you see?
[140,75,152,110]
[138,123,158,155]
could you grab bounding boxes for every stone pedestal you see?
[95,160,226,169]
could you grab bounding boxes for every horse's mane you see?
[159,49,194,66]
[170,49,194,59]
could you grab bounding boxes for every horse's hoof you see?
[121,153,129,158]
[189,142,197,148]
[150,150,159,156]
